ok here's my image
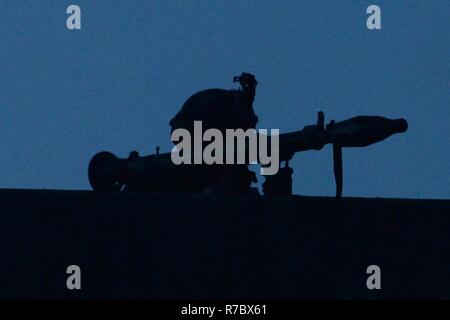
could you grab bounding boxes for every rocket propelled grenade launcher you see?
[275,112,408,197]
[88,112,408,197]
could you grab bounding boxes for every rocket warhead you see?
[391,118,408,134]
[325,116,408,147]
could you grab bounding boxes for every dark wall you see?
[1,189,449,299]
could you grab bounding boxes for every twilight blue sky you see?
[0,1,448,199]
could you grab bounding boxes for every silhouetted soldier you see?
[170,72,258,134]
[169,73,260,194]
[88,73,408,197]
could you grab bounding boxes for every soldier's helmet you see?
[233,72,258,90]
[169,73,259,135]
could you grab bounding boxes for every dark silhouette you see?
[262,165,294,196]
[2,189,449,299]
[169,72,259,194]
[170,72,259,133]
[88,73,408,197]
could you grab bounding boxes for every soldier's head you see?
[233,72,257,95]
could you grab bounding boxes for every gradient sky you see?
[0,1,448,199]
